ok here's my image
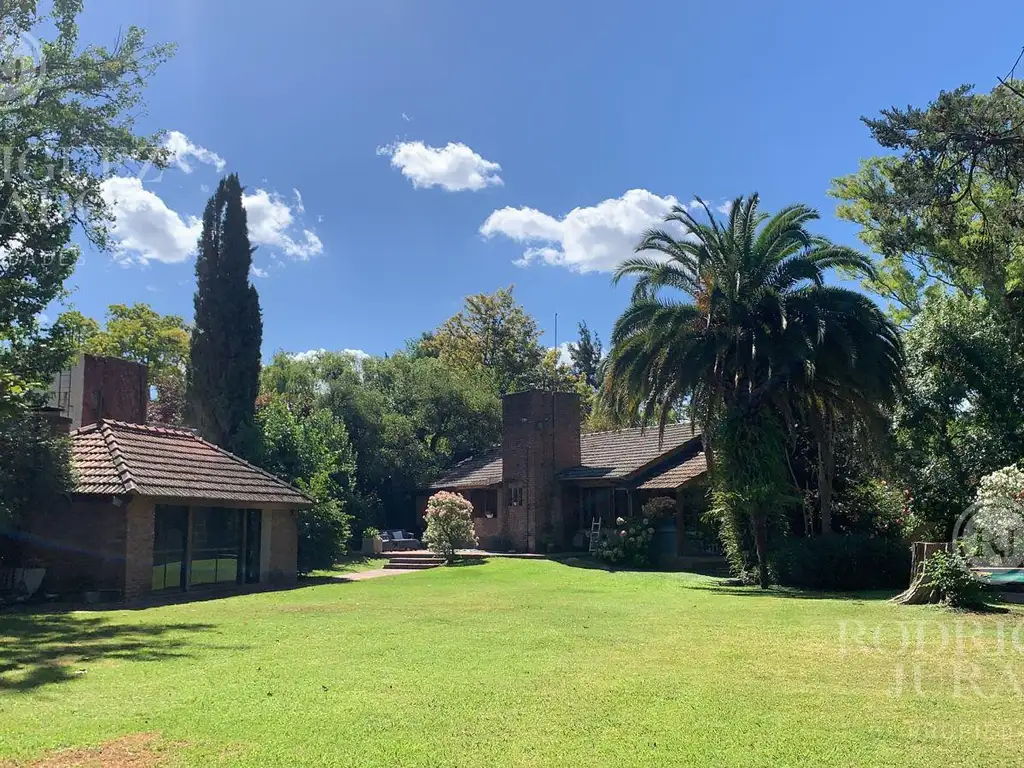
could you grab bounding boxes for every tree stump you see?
[891,541,951,605]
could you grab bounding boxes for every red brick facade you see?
[268,509,299,585]
[124,498,156,600]
[79,354,148,427]
[501,391,581,552]
[21,498,127,593]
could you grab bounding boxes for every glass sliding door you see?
[243,509,262,584]
[152,505,188,591]
[189,507,243,586]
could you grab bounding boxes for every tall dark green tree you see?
[568,320,603,388]
[185,174,263,457]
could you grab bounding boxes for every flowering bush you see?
[423,491,478,563]
[963,464,1024,570]
[596,513,658,568]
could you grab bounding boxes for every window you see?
[579,487,613,527]
[152,505,188,591]
[508,485,524,507]
[470,489,499,518]
[189,507,243,586]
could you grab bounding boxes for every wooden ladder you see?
[588,517,601,554]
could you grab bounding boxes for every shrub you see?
[641,496,676,520]
[596,514,657,568]
[423,491,478,563]
[362,527,381,539]
[924,550,986,609]
[768,534,912,591]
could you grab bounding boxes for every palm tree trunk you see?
[752,508,769,588]
[818,435,835,536]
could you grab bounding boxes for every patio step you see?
[383,556,444,570]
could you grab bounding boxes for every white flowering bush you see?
[423,491,478,563]
[962,464,1024,569]
[597,514,657,567]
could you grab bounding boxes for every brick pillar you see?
[501,391,581,552]
[267,509,298,584]
[123,497,155,600]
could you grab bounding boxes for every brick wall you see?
[123,497,155,600]
[501,390,581,552]
[268,510,298,584]
[80,354,149,427]
[21,498,127,594]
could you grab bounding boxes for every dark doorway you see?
[244,509,262,584]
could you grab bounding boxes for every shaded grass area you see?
[308,554,387,578]
[1,559,1023,766]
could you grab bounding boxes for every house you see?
[423,390,717,562]
[12,354,310,603]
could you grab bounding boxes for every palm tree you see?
[602,194,903,585]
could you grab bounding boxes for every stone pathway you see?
[330,568,412,582]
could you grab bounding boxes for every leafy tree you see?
[185,174,263,456]
[0,2,172,409]
[257,394,357,571]
[603,195,902,586]
[0,2,170,535]
[71,303,191,424]
[831,82,1024,326]
[833,81,1024,535]
[420,286,545,394]
[567,320,603,388]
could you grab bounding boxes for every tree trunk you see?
[818,432,835,536]
[752,508,769,588]
[891,542,950,605]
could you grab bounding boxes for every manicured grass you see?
[309,554,387,577]
[1,560,1023,766]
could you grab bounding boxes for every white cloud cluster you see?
[291,348,370,362]
[100,176,202,264]
[480,189,681,273]
[378,141,502,191]
[163,130,226,174]
[243,189,323,260]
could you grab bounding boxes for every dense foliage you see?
[423,491,477,563]
[603,195,903,585]
[923,550,986,609]
[185,174,263,458]
[257,395,358,572]
[768,534,911,591]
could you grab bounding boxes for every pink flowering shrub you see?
[423,491,478,563]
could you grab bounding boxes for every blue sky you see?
[66,0,1024,359]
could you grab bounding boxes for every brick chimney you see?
[501,390,581,552]
[48,354,149,429]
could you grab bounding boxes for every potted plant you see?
[362,527,383,555]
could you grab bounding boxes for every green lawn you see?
[1,559,1022,766]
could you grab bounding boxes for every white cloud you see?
[716,200,734,215]
[163,130,226,174]
[554,342,573,367]
[251,266,268,279]
[401,112,411,122]
[377,140,502,191]
[100,176,202,264]
[292,348,369,362]
[293,188,305,213]
[242,189,324,260]
[480,189,681,273]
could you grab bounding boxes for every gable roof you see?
[637,450,708,490]
[427,449,503,490]
[428,422,703,490]
[559,423,702,481]
[70,420,311,507]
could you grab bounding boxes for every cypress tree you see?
[184,174,263,457]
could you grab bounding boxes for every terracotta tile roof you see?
[70,420,311,506]
[427,449,502,489]
[429,422,703,489]
[560,422,702,480]
[638,451,708,490]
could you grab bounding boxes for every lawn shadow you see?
[0,612,223,692]
[691,582,899,602]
